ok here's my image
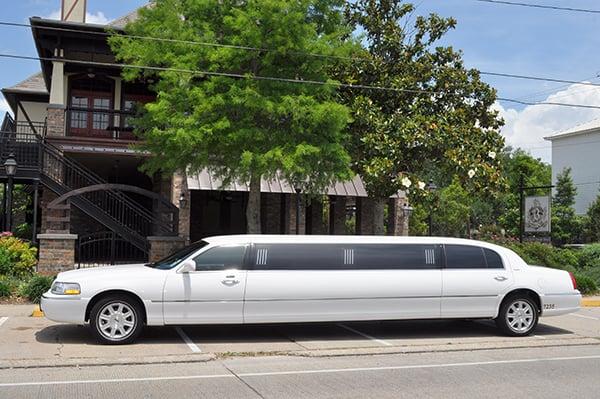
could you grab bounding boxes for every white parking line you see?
[2,354,600,387]
[570,313,600,321]
[337,323,392,346]
[0,317,8,328]
[175,327,202,353]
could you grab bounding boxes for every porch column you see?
[171,171,190,242]
[37,233,78,274]
[307,198,326,235]
[261,193,282,234]
[47,49,66,137]
[284,193,305,234]
[357,197,375,235]
[329,196,347,235]
[148,236,186,263]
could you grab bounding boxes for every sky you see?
[2,0,600,163]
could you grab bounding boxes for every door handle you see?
[222,278,240,286]
[494,276,508,282]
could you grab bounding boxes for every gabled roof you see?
[109,2,153,29]
[3,72,48,94]
[545,117,600,141]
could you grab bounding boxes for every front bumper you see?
[40,293,89,325]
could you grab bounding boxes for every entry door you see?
[243,243,443,323]
[441,245,514,318]
[69,90,112,138]
[163,244,248,324]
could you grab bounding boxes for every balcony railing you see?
[66,107,140,141]
[0,121,46,172]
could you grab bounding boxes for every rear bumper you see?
[40,293,88,324]
[540,292,582,316]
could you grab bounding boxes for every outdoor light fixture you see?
[179,192,188,209]
[401,203,414,218]
[426,179,437,193]
[3,154,17,232]
[3,154,17,177]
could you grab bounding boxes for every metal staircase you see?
[0,120,178,254]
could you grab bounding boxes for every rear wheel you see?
[89,295,143,344]
[496,295,539,336]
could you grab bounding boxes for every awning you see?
[187,169,369,197]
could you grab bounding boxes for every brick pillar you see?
[357,197,375,235]
[148,236,186,263]
[37,233,77,274]
[171,171,190,243]
[329,196,347,235]
[284,194,306,234]
[388,197,410,236]
[46,106,66,137]
[40,189,70,233]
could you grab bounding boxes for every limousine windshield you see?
[147,240,208,270]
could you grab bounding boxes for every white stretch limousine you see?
[41,235,581,344]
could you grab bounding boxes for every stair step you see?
[45,216,71,223]
[49,204,70,210]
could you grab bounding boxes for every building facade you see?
[0,0,409,273]
[545,119,600,215]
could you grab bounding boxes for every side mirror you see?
[178,260,196,273]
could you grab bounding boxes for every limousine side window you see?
[444,245,504,269]
[192,245,246,271]
[253,244,441,270]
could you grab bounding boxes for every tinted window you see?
[444,245,487,269]
[484,248,504,269]
[253,244,441,270]
[192,245,246,271]
[147,241,208,270]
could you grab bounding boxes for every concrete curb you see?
[0,336,597,370]
[582,298,600,307]
[30,305,44,317]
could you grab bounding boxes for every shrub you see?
[0,236,37,278]
[20,275,54,303]
[578,244,600,270]
[0,277,11,297]
[574,273,598,295]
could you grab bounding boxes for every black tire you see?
[495,295,539,337]
[89,295,144,345]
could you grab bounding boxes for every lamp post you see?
[178,192,188,209]
[294,187,302,235]
[426,179,437,236]
[4,154,18,232]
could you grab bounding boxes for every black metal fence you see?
[76,231,147,268]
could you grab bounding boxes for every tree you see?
[586,191,600,243]
[435,178,473,237]
[339,0,505,234]
[552,167,582,246]
[109,0,353,233]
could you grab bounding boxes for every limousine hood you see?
[55,263,158,283]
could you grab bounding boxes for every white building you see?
[545,119,600,215]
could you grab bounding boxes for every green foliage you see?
[341,0,505,215]
[0,276,12,297]
[578,244,600,269]
[505,242,578,271]
[552,168,582,246]
[434,178,472,237]
[0,236,38,278]
[573,273,598,295]
[586,192,600,242]
[20,275,54,304]
[110,0,354,232]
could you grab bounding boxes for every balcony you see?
[66,107,140,141]
[0,119,46,181]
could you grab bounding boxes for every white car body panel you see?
[40,235,582,328]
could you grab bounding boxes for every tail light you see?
[568,272,577,290]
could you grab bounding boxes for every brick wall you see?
[46,106,65,137]
[37,234,77,273]
[148,237,185,263]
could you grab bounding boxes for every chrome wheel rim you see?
[506,300,534,333]
[97,302,136,341]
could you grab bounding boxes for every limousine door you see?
[441,245,514,318]
[243,243,443,323]
[162,244,248,324]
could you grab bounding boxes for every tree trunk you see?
[373,197,386,236]
[246,174,261,234]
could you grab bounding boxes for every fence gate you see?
[76,231,148,268]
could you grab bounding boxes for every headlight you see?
[51,282,81,295]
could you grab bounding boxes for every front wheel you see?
[89,295,144,344]
[495,295,539,336]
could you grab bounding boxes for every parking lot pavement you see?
[0,305,599,369]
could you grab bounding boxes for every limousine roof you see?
[202,235,508,251]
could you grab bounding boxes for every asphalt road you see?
[0,306,599,398]
[1,344,599,398]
